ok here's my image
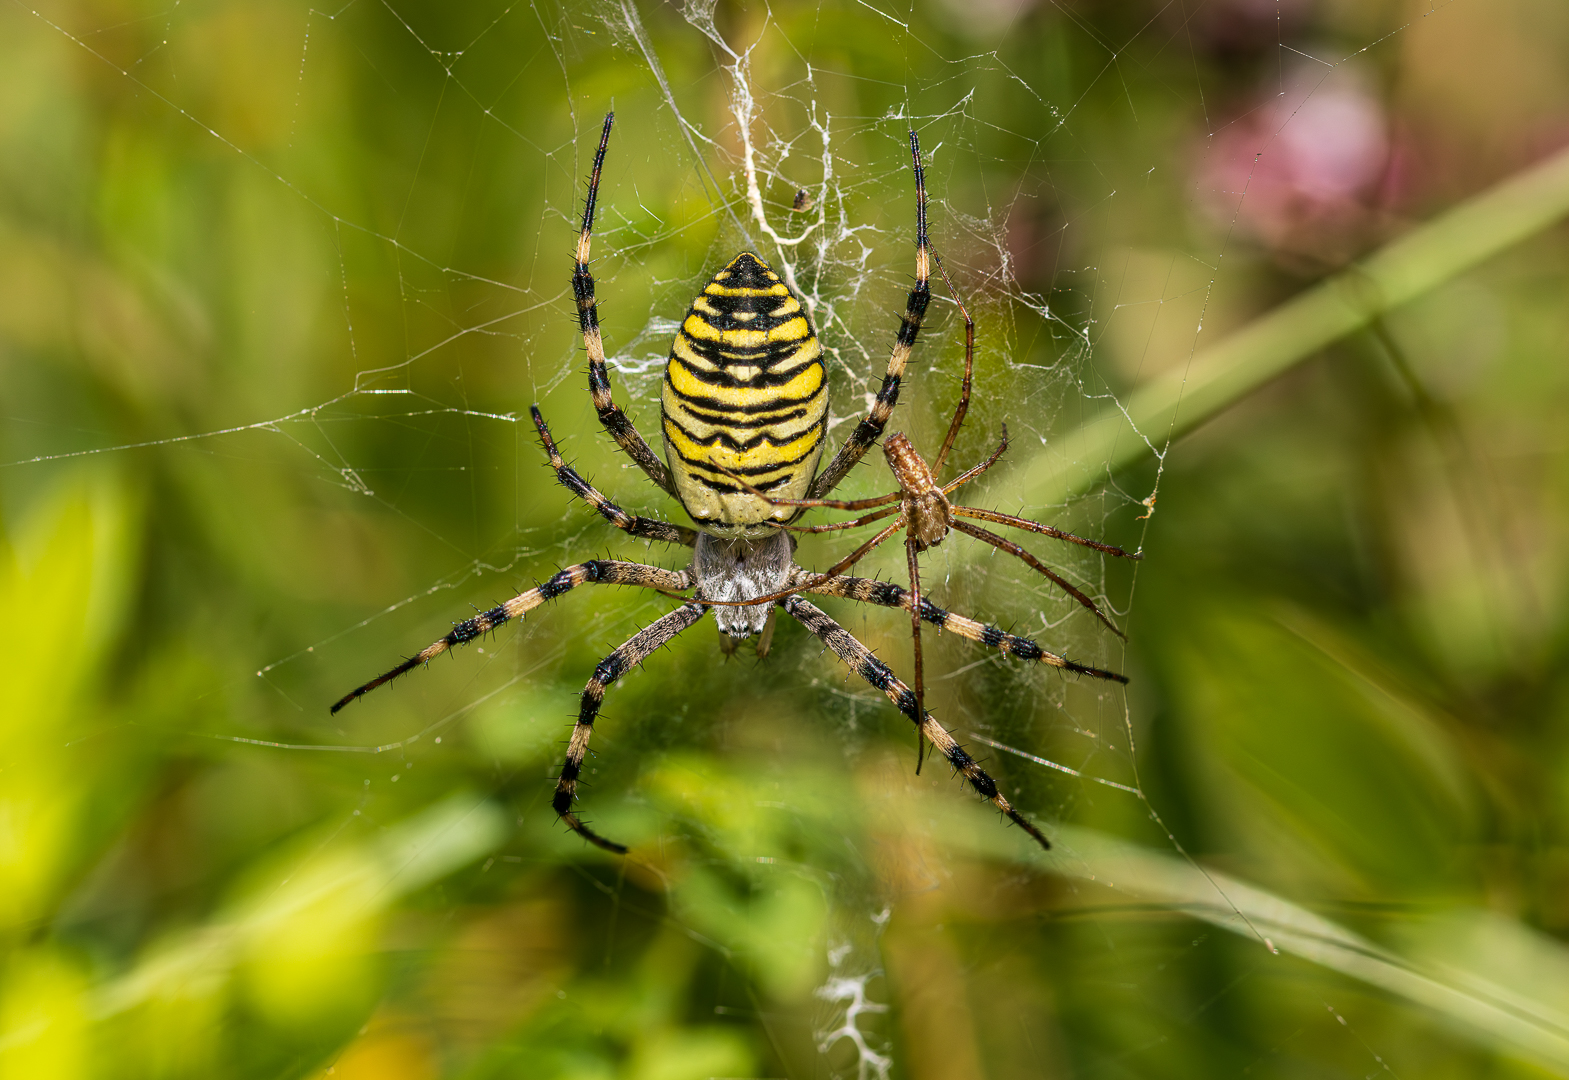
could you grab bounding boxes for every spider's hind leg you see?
[555,601,709,854]
[780,595,1051,852]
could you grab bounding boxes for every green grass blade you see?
[939,811,1569,1072]
[1024,142,1569,509]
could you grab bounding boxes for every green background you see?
[3,0,1569,1077]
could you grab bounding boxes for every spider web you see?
[1,0,1435,1075]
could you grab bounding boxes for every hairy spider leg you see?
[940,430,1009,494]
[951,520,1127,640]
[781,596,1052,851]
[809,130,932,499]
[905,534,930,773]
[533,405,697,546]
[715,422,1130,633]
[930,256,974,477]
[807,575,1129,684]
[772,506,902,534]
[575,112,677,498]
[555,602,709,853]
[951,505,1142,560]
[908,275,987,769]
[329,561,694,714]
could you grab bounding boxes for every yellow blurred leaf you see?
[0,949,89,1080]
[0,476,134,929]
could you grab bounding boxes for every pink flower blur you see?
[1200,69,1390,262]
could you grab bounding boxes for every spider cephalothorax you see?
[883,433,950,551]
[333,112,1128,855]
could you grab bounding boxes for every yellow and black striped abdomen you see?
[661,252,828,538]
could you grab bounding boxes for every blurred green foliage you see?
[3,0,1569,1077]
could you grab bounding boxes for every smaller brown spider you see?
[711,263,1140,757]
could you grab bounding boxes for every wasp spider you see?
[333,113,1128,855]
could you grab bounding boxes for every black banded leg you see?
[781,596,1052,852]
[810,130,932,498]
[905,535,929,774]
[532,406,697,546]
[574,112,677,498]
[330,561,694,713]
[930,256,975,476]
[803,575,1129,684]
[555,602,709,853]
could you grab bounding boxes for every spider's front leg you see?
[810,130,932,498]
[555,602,709,853]
[573,112,678,499]
[780,595,1052,851]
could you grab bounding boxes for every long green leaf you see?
[1022,142,1569,509]
[939,811,1569,1073]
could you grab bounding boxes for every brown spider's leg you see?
[941,426,1009,495]
[575,113,677,498]
[951,520,1127,640]
[950,506,1141,560]
[809,131,931,498]
[780,596,1051,851]
[805,575,1129,684]
[556,602,709,854]
[758,492,902,512]
[533,406,696,546]
[906,535,928,775]
[930,257,975,477]
[774,506,901,534]
[704,518,906,609]
[330,561,694,714]
[714,462,900,512]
